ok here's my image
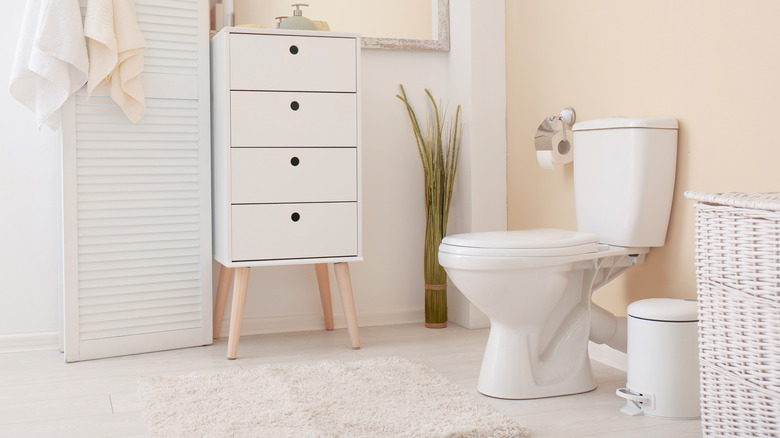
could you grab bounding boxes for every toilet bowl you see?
[439,117,678,399]
[439,229,642,399]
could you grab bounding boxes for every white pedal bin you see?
[617,298,701,419]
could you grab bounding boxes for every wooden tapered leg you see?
[213,264,233,339]
[333,262,360,349]
[315,263,335,331]
[227,267,251,359]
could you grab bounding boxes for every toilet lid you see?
[440,228,600,257]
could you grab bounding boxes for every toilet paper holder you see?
[534,108,576,169]
[534,107,576,153]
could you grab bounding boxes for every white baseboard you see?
[0,332,59,353]
[589,341,627,372]
[217,308,424,338]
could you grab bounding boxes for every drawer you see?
[230,91,357,147]
[229,33,356,92]
[231,203,358,261]
[231,148,357,203]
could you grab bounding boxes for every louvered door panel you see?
[62,0,211,361]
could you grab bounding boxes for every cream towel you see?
[85,0,146,122]
[9,0,89,130]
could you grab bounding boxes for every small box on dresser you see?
[210,27,362,359]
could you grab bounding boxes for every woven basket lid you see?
[685,191,780,211]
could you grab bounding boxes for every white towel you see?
[9,0,89,130]
[85,0,146,123]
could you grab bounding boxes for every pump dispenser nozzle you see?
[280,3,316,30]
[292,3,306,16]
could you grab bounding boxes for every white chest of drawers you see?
[211,28,361,266]
[210,28,362,358]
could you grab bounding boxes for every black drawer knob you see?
[290,101,300,111]
[289,45,299,55]
[290,156,300,166]
[291,212,301,222]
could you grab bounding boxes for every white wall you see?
[0,0,507,348]
[0,2,62,345]
[445,0,506,328]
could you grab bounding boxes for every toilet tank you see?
[572,117,678,247]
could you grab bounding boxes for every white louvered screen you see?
[136,1,200,76]
[61,0,212,361]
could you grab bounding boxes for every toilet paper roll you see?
[551,129,574,165]
[535,129,573,169]
[536,150,555,170]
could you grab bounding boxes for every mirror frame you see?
[217,0,450,52]
[361,0,450,51]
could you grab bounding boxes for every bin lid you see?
[627,298,698,322]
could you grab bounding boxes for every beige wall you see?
[506,0,780,315]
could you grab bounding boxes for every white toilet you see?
[438,117,679,399]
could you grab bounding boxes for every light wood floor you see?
[0,323,702,437]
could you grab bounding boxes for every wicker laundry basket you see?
[686,192,780,437]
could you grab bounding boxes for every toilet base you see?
[475,323,596,399]
[479,384,597,400]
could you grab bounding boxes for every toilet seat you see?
[440,228,599,257]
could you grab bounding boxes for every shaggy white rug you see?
[138,356,528,438]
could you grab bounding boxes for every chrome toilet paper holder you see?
[534,107,576,157]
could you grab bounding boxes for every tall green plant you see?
[396,84,461,327]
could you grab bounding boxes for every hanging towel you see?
[85,0,146,122]
[84,0,117,96]
[9,0,89,130]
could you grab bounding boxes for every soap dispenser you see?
[280,3,316,31]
